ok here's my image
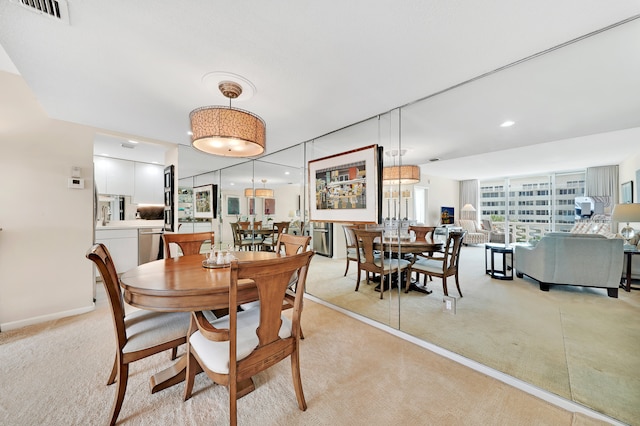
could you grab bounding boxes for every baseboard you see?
[304,294,626,426]
[1,303,96,332]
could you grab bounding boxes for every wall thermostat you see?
[68,178,85,189]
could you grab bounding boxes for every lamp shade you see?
[462,203,476,212]
[244,181,274,198]
[612,203,640,223]
[382,165,420,184]
[190,106,265,157]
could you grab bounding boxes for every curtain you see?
[585,165,619,204]
[459,179,479,221]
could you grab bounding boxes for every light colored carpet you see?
[0,294,613,425]
[306,246,640,425]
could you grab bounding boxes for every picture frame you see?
[248,197,256,216]
[440,206,455,224]
[621,181,633,204]
[194,184,217,219]
[226,195,240,216]
[308,144,380,223]
[264,198,276,216]
[163,165,174,232]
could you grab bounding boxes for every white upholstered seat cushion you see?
[123,309,190,354]
[372,258,411,271]
[189,308,292,374]
[411,258,444,275]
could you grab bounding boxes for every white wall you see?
[0,72,95,330]
[422,174,459,225]
[617,151,640,233]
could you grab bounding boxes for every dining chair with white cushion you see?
[183,250,314,426]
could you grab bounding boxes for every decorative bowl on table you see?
[202,253,236,269]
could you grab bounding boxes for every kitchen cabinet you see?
[133,162,164,204]
[94,157,135,196]
[95,229,138,274]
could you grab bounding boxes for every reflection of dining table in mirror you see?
[119,251,280,395]
[373,237,443,294]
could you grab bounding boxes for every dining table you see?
[373,237,443,294]
[120,250,280,396]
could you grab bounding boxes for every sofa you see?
[514,232,624,298]
[456,219,489,245]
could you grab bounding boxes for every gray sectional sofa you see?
[514,232,624,298]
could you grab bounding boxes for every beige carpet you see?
[306,246,640,425]
[0,294,614,425]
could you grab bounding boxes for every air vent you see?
[14,0,70,24]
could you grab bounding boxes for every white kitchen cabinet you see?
[109,159,135,196]
[93,157,134,196]
[95,229,138,274]
[133,162,164,204]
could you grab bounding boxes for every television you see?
[440,206,454,225]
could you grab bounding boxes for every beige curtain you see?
[585,165,619,203]
[459,180,479,221]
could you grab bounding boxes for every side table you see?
[485,243,514,280]
[621,247,639,292]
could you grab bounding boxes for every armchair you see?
[456,219,489,245]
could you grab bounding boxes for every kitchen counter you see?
[95,220,164,230]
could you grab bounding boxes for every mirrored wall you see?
[176,18,640,424]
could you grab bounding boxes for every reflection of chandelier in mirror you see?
[382,149,420,185]
[244,179,274,198]
[190,78,265,157]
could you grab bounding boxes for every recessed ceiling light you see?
[500,120,515,127]
[127,139,139,144]
[285,171,290,175]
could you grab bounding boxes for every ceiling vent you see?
[14,0,70,24]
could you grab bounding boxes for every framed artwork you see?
[163,165,174,232]
[194,184,216,219]
[621,181,633,204]
[308,144,380,223]
[440,207,454,224]
[226,195,240,216]
[264,198,276,215]
[248,197,256,216]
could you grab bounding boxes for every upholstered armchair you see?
[456,219,489,245]
[481,219,514,243]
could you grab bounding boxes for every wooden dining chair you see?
[230,222,253,251]
[86,244,190,426]
[409,225,436,242]
[406,230,467,297]
[343,225,360,276]
[183,250,315,426]
[275,233,311,255]
[162,231,214,258]
[263,221,290,251]
[353,229,412,299]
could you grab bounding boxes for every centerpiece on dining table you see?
[202,244,237,269]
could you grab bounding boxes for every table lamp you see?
[612,203,640,246]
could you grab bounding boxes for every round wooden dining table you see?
[373,238,443,294]
[120,251,279,312]
[119,250,280,395]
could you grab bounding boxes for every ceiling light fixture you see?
[190,80,265,157]
[244,179,274,198]
[500,120,515,127]
[382,150,420,184]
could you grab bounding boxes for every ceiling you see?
[1,1,639,182]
